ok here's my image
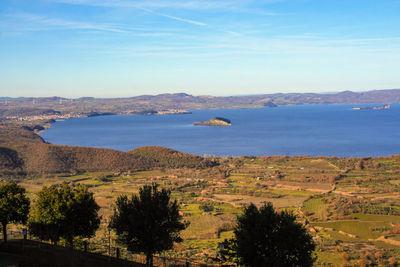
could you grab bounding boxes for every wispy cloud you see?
[47,0,241,10]
[41,1,211,31]
[8,13,128,33]
[317,37,400,45]
[48,0,284,17]
[6,11,398,59]
[99,35,400,59]
[46,0,279,28]
[2,12,178,36]
[137,7,207,26]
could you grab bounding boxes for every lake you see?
[40,104,400,157]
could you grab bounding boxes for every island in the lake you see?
[194,117,232,126]
[352,104,391,110]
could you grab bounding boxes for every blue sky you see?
[1,0,399,97]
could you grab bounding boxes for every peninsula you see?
[352,104,391,110]
[194,117,231,126]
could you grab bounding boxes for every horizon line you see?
[1,88,400,100]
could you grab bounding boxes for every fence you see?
[4,229,227,267]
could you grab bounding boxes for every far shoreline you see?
[11,102,396,138]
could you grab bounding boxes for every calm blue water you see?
[40,105,400,157]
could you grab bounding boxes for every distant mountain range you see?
[1,89,400,118]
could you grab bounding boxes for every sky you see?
[0,0,400,98]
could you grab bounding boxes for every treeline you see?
[129,146,218,169]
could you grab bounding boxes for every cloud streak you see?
[47,0,241,10]
[7,13,128,33]
[45,0,278,28]
[108,35,400,58]
[3,12,179,36]
[48,0,209,27]
[137,7,207,26]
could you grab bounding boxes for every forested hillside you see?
[0,126,216,177]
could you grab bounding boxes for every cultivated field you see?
[9,155,400,266]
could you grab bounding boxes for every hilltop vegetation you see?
[0,127,216,177]
[0,124,45,144]
[0,143,216,177]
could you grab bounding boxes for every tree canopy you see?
[28,182,100,246]
[222,202,315,267]
[0,182,30,242]
[110,183,187,266]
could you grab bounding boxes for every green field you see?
[303,197,328,221]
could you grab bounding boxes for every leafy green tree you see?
[28,182,100,246]
[0,182,30,242]
[111,183,187,266]
[221,202,315,267]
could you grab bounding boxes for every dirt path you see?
[373,236,400,246]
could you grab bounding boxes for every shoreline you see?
[4,104,400,158]
[6,102,397,133]
[34,110,193,136]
